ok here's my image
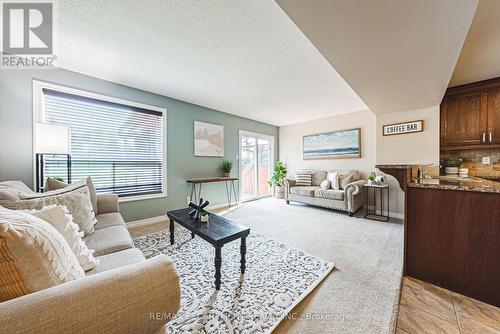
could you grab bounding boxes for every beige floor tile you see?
[458,315,500,334]
[400,277,456,323]
[397,303,460,334]
[452,293,500,330]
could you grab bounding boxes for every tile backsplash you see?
[440,148,500,179]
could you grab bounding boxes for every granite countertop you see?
[375,164,415,169]
[408,176,500,194]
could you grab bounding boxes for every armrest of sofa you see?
[344,180,366,196]
[282,179,295,199]
[0,255,180,334]
[97,193,119,214]
[344,180,366,213]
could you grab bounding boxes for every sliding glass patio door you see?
[239,131,274,202]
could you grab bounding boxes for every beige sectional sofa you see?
[0,180,180,334]
[284,170,366,216]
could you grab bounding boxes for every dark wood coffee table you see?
[166,208,250,290]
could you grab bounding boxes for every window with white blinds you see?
[38,85,166,198]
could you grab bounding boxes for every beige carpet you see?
[220,198,403,334]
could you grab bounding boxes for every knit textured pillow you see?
[295,171,312,186]
[0,207,84,302]
[45,177,98,215]
[28,205,99,271]
[15,186,97,235]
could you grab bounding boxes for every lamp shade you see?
[35,123,70,154]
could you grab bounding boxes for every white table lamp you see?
[35,123,71,192]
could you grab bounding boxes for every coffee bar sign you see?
[383,120,423,136]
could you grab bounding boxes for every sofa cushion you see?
[311,170,327,186]
[95,212,126,230]
[86,248,145,276]
[83,226,133,257]
[314,189,345,200]
[0,207,84,302]
[290,186,320,197]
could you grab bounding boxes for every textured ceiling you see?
[56,0,367,126]
[450,0,500,87]
[276,0,478,114]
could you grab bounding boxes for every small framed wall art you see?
[194,121,224,157]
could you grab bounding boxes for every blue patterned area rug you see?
[134,228,334,334]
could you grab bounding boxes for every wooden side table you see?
[364,183,390,222]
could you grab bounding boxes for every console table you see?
[186,177,239,207]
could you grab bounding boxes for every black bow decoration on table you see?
[188,198,209,222]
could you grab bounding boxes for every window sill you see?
[118,192,168,203]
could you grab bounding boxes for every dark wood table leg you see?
[215,246,222,290]
[240,236,246,274]
[169,219,175,245]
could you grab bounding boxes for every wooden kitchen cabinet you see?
[487,86,500,145]
[407,186,500,307]
[441,77,500,150]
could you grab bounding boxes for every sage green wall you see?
[0,69,278,222]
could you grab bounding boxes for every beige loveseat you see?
[0,180,180,334]
[284,170,366,216]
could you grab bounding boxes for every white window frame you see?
[32,80,168,202]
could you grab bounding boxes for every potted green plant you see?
[221,159,233,177]
[200,210,209,223]
[444,157,461,175]
[367,175,376,185]
[268,161,287,199]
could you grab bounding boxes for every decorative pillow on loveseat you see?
[340,175,354,189]
[295,171,313,186]
[0,207,84,302]
[15,186,97,235]
[45,177,98,215]
[27,205,99,271]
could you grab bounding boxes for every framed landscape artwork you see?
[194,121,224,157]
[303,128,361,159]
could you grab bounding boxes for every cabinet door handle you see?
[490,132,493,143]
[482,132,486,143]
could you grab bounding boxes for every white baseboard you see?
[365,205,404,220]
[126,215,168,228]
[126,203,234,227]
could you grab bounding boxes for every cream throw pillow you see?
[45,177,98,215]
[327,171,340,190]
[28,205,99,271]
[0,207,84,302]
[15,186,97,235]
[319,179,330,190]
[340,174,354,189]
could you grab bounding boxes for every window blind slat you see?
[42,89,165,197]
